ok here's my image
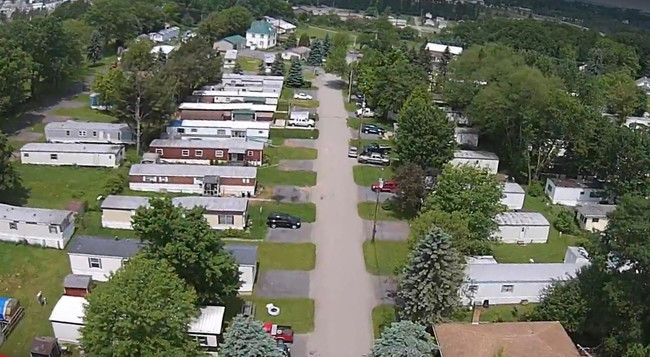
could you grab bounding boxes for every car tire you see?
[291,224,298,229]
[271,223,277,228]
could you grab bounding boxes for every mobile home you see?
[220,73,284,87]
[225,244,258,295]
[20,143,124,168]
[188,306,226,353]
[223,50,237,69]
[451,150,499,174]
[67,236,144,282]
[191,89,280,105]
[493,212,550,244]
[575,204,616,232]
[178,102,276,121]
[544,177,606,207]
[501,182,525,210]
[0,203,75,249]
[44,120,134,144]
[149,139,264,166]
[166,120,270,141]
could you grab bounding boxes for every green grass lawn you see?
[248,201,317,239]
[258,242,316,271]
[0,244,70,357]
[265,145,318,165]
[281,88,294,100]
[357,202,401,221]
[49,105,118,123]
[257,167,317,187]
[295,25,360,43]
[353,165,393,186]
[76,211,137,239]
[491,195,584,263]
[270,128,319,140]
[362,240,409,276]
[252,297,315,333]
[289,99,319,108]
[372,304,397,338]
[452,304,536,323]
[238,56,262,72]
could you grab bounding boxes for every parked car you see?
[267,212,302,229]
[264,322,295,343]
[371,179,398,193]
[358,152,390,166]
[348,146,358,158]
[361,124,385,136]
[356,107,375,117]
[287,117,315,127]
[363,143,392,155]
[276,341,291,357]
[293,92,313,100]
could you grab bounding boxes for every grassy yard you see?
[248,201,317,239]
[452,304,536,323]
[353,165,393,186]
[270,128,319,140]
[372,304,397,338]
[281,87,294,100]
[238,56,262,72]
[289,99,319,108]
[258,242,316,271]
[265,145,318,165]
[362,240,409,276]
[257,167,317,187]
[252,297,315,333]
[491,195,584,263]
[295,25,360,43]
[357,202,402,221]
[50,105,118,123]
[0,244,70,357]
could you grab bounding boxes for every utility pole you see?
[135,94,142,155]
[371,173,384,243]
[347,66,353,103]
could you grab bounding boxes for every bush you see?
[554,209,578,234]
[215,228,250,239]
[103,173,127,196]
[527,180,545,197]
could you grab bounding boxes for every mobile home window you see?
[191,128,198,133]
[79,130,87,136]
[50,154,58,160]
[215,150,224,157]
[23,153,29,157]
[217,129,226,136]
[155,148,163,155]
[192,336,209,346]
[233,131,246,138]
[195,150,204,157]
[592,218,600,223]
[65,130,71,136]
[92,131,98,137]
[9,222,17,230]
[242,178,250,184]
[501,285,514,293]
[177,128,185,134]
[247,150,254,157]
[181,149,190,157]
[88,257,102,269]
[218,215,234,225]
[468,285,478,292]
[48,225,58,234]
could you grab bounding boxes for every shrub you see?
[527,180,545,197]
[554,209,578,234]
[103,173,126,196]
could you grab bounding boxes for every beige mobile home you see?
[0,203,75,249]
[20,143,124,168]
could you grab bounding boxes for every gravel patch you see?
[373,277,397,304]
[278,160,314,171]
[256,270,310,298]
[284,139,317,148]
[266,223,313,243]
[272,186,311,203]
[357,187,394,203]
[362,220,410,241]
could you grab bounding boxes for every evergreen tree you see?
[370,321,438,357]
[286,58,304,88]
[0,132,20,199]
[270,53,284,77]
[285,32,297,49]
[323,33,331,56]
[298,33,310,47]
[257,60,266,75]
[86,30,103,66]
[397,227,465,325]
[439,46,452,77]
[154,48,167,68]
[415,42,433,76]
[307,40,323,66]
[220,315,283,357]
[233,61,243,74]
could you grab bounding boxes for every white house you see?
[0,203,75,249]
[246,20,277,50]
[45,121,135,145]
[223,49,237,69]
[455,127,479,147]
[451,150,499,174]
[149,26,180,42]
[166,120,270,141]
[188,306,226,353]
[636,76,650,95]
[264,16,296,34]
[67,236,144,282]
[501,182,525,210]
[282,46,311,61]
[575,204,616,232]
[20,143,124,168]
[462,246,590,305]
[150,45,176,59]
[192,89,280,105]
[544,177,606,207]
[225,245,257,295]
[493,212,550,244]
[426,42,463,61]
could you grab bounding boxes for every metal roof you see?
[225,244,258,266]
[192,89,280,98]
[63,274,92,289]
[224,49,238,60]
[150,138,264,150]
[503,182,525,194]
[45,120,130,131]
[173,197,248,213]
[0,203,72,225]
[425,42,463,55]
[129,164,257,178]
[454,150,499,161]
[188,306,226,334]
[455,126,479,134]
[175,119,271,130]
[222,73,284,82]
[100,195,150,210]
[247,20,275,35]
[179,102,277,112]
[547,177,603,189]
[49,295,86,324]
[20,143,123,154]
[466,261,588,283]
[222,35,246,45]
[495,212,549,226]
[575,204,616,218]
[67,236,144,258]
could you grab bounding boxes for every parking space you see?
[373,276,397,305]
[278,160,315,171]
[357,186,394,203]
[256,270,310,298]
[291,334,310,357]
[360,132,385,140]
[272,186,311,203]
[284,139,316,149]
[266,223,313,243]
[294,88,318,101]
[362,220,410,241]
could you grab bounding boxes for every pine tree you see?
[233,62,243,74]
[396,227,465,325]
[307,40,323,66]
[323,33,331,56]
[439,46,452,77]
[286,58,304,88]
[154,48,167,68]
[370,321,438,357]
[220,315,283,357]
[298,33,310,47]
[257,60,266,75]
[86,30,103,66]
[415,42,433,76]
[285,32,297,49]
[270,53,284,77]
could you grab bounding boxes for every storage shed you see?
[44,120,134,145]
[493,212,550,243]
[49,295,86,343]
[67,236,144,282]
[0,203,75,249]
[99,195,149,229]
[501,182,525,210]
[451,150,499,174]
[225,244,258,295]
[188,306,226,352]
[30,336,62,357]
[20,143,124,168]
[149,138,264,166]
[63,274,93,297]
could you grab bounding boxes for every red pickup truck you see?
[263,322,294,343]
[371,179,398,193]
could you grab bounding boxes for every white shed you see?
[49,295,86,344]
[544,177,606,207]
[501,183,525,210]
[451,150,499,174]
[67,236,144,282]
[20,143,124,168]
[494,212,550,243]
[225,244,258,295]
[188,306,226,352]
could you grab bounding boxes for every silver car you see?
[348,146,358,158]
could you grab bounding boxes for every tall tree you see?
[198,6,253,43]
[392,162,427,218]
[0,133,19,199]
[132,198,241,304]
[298,33,310,47]
[324,45,348,77]
[397,227,465,325]
[370,321,438,357]
[438,46,452,77]
[233,61,244,75]
[307,39,323,66]
[602,71,646,123]
[407,209,485,255]
[322,32,331,55]
[270,53,284,77]
[286,58,304,88]
[84,0,140,47]
[0,39,32,113]
[120,40,154,73]
[285,32,297,49]
[394,87,455,170]
[80,256,201,357]
[220,315,283,357]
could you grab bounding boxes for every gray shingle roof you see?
[100,195,151,210]
[67,236,144,258]
[467,261,588,283]
[129,164,257,178]
[21,143,123,154]
[101,195,248,212]
[575,204,616,218]
[0,203,72,225]
[63,274,92,289]
[225,244,257,266]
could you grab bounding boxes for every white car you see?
[287,117,315,127]
[293,92,313,100]
[356,107,375,117]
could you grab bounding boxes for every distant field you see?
[578,0,650,11]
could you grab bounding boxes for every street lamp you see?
[371,172,384,242]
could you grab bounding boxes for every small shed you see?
[225,244,258,295]
[63,274,93,297]
[575,204,616,232]
[501,182,525,210]
[49,295,87,344]
[451,150,499,174]
[188,306,226,350]
[30,336,62,357]
[494,212,550,244]
[20,143,124,168]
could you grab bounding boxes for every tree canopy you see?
[370,321,438,357]
[220,315,283,357]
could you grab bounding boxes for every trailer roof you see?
[150,138,264,150]
[179,102,277,112]
[188,306,226,334]
[45,120,130,131]
[454,150,499,161]
[129,164,257,178]
[0,203,72,225]
[101,195,249,212]
[495,212,550,226]
[20,143,123,154]
[503,182,525,194]
[225,244,258,266]
[49,295,86,325]
[173,119,271,129]
[68,236,144,258]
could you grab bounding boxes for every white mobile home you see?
[150,26,180,42]
[188,306,226,353]
[67,236,144,282]
[575,204,616,232]
[494,212,550,243]
[544,177,606,207]
[44,120,135,144]
[223,49,237,69]
[501,182,525,210]
[221,73,284,88]
[178,102,277,121]
[192,89,280,105]
[462,247,590,305]
[451,150,499,174]
[0,203,75,249]
[225,245,258,295]
[20,143,124,168]
[455,127,479,147]
[166,120,270,141]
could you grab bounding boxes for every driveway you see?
[266,224,312,243]
[357,186,394,203]
[308,73,378,356]
[362,220,410,241]
[256,270,310,298]
[278,160,314,171]
[272,186,311,203]
[284,139,317,148]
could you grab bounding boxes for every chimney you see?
[471,303,483,325]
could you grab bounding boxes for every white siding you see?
[169,126,269,140]
[501,192,525,210]
[577,213,609,232]
[188,333,218,348]
[52,321,82,344]
[102,208,246,230]
[495,224,550,243]
[450,158,499,174]
[129,182,254,196]
[21,150,123,168]
[68,254,126,282]
[455,131,479,147]
[545,179,604,207]
[0,218,74,249]
[462,281,549,305]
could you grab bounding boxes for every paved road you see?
[307,74,377,356]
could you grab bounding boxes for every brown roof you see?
[434,321,581,357]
